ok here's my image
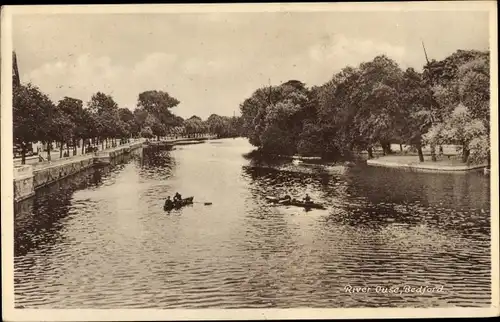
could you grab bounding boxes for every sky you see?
[12,9,490,119]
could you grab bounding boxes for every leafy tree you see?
[239,79,312,154]
[423,50,490,164]
[51,104,75,158]
[184,115,205,137]
[424,104,487,164]
[399,68,436,162]
[206,114,226,137]
[13,83,54,164]
[350,55,404,155]
[239,87,274,145]
[137,90,180,136]
[57,97,86,155]
[313,66,364,158]
[87,92,120,148]
[118,107,137,138]
[133,108,149,135]
[140,126,154,139]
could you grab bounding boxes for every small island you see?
[237,50,490,173]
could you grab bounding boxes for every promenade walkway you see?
[14,138,146,168]
[13,134,216,167]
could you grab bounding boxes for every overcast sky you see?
[13,10,490,119]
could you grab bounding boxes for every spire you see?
[13,51,21,87]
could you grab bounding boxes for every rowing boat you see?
[265,196,326,210]
[164,196,194,211]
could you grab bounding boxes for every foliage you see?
[137,90,180,138]
[183,115,206,136]
[239,50,490,164]
[140,126,154,139]
[13,83,54,146]
[423,51,490,164]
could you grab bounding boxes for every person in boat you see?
[279,194,292,204]
[164,196,174,209]
[303,194,312,203]
[173,192,182,202]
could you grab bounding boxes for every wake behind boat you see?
[265,196,326,210]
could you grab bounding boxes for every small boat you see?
[164,196,194,211]
[265,196,326,210]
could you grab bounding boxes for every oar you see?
[193,201,213,205]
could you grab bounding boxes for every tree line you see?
[13,62,243,164]
[239,49,490,165]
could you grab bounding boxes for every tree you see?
[50,105,75,158]
[184,115,205,137]
[118,107,136,138]
[137,90,180,135]
[133,107,149,135]
[13,83,54,164]
[239,87,275,145]
[228,116,243,137]
[140,126,154,139]
[87,92,120,148]
[349,55,404,155]
[423,50,490,164]
[259,99,304,155]
[239,79,312,154]
[79,109,95,154]
[205,114,231,138]
[57,97,86,155]
[314,66,364,158]
[424,104,487,164]
[399,68,437,162]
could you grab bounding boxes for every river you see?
[14,138,491,308]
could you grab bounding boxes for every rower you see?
[303,194,312,203]
[173,192,182,202]
[164,196,174,209]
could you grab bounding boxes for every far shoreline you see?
[244,144,489,174]
[366,155,488,173]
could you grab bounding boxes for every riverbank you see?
[144,135,217,147]
[13,140,144,202]
[367,155,487,173]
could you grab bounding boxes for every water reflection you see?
[14,139,491,308]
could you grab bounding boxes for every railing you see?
[31,154,94,171]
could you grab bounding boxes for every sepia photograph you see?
[1,2,498,321]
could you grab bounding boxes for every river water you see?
[14,138,491,308]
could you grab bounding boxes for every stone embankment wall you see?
[13,141,144,202]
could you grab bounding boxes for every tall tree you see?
[87,92,120,149]
[57,97,85,155]
[424,51,490,164]
[13,83,54,164]
[137,90,180,135]
[399,68,436,162]
[184,115,205,137]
